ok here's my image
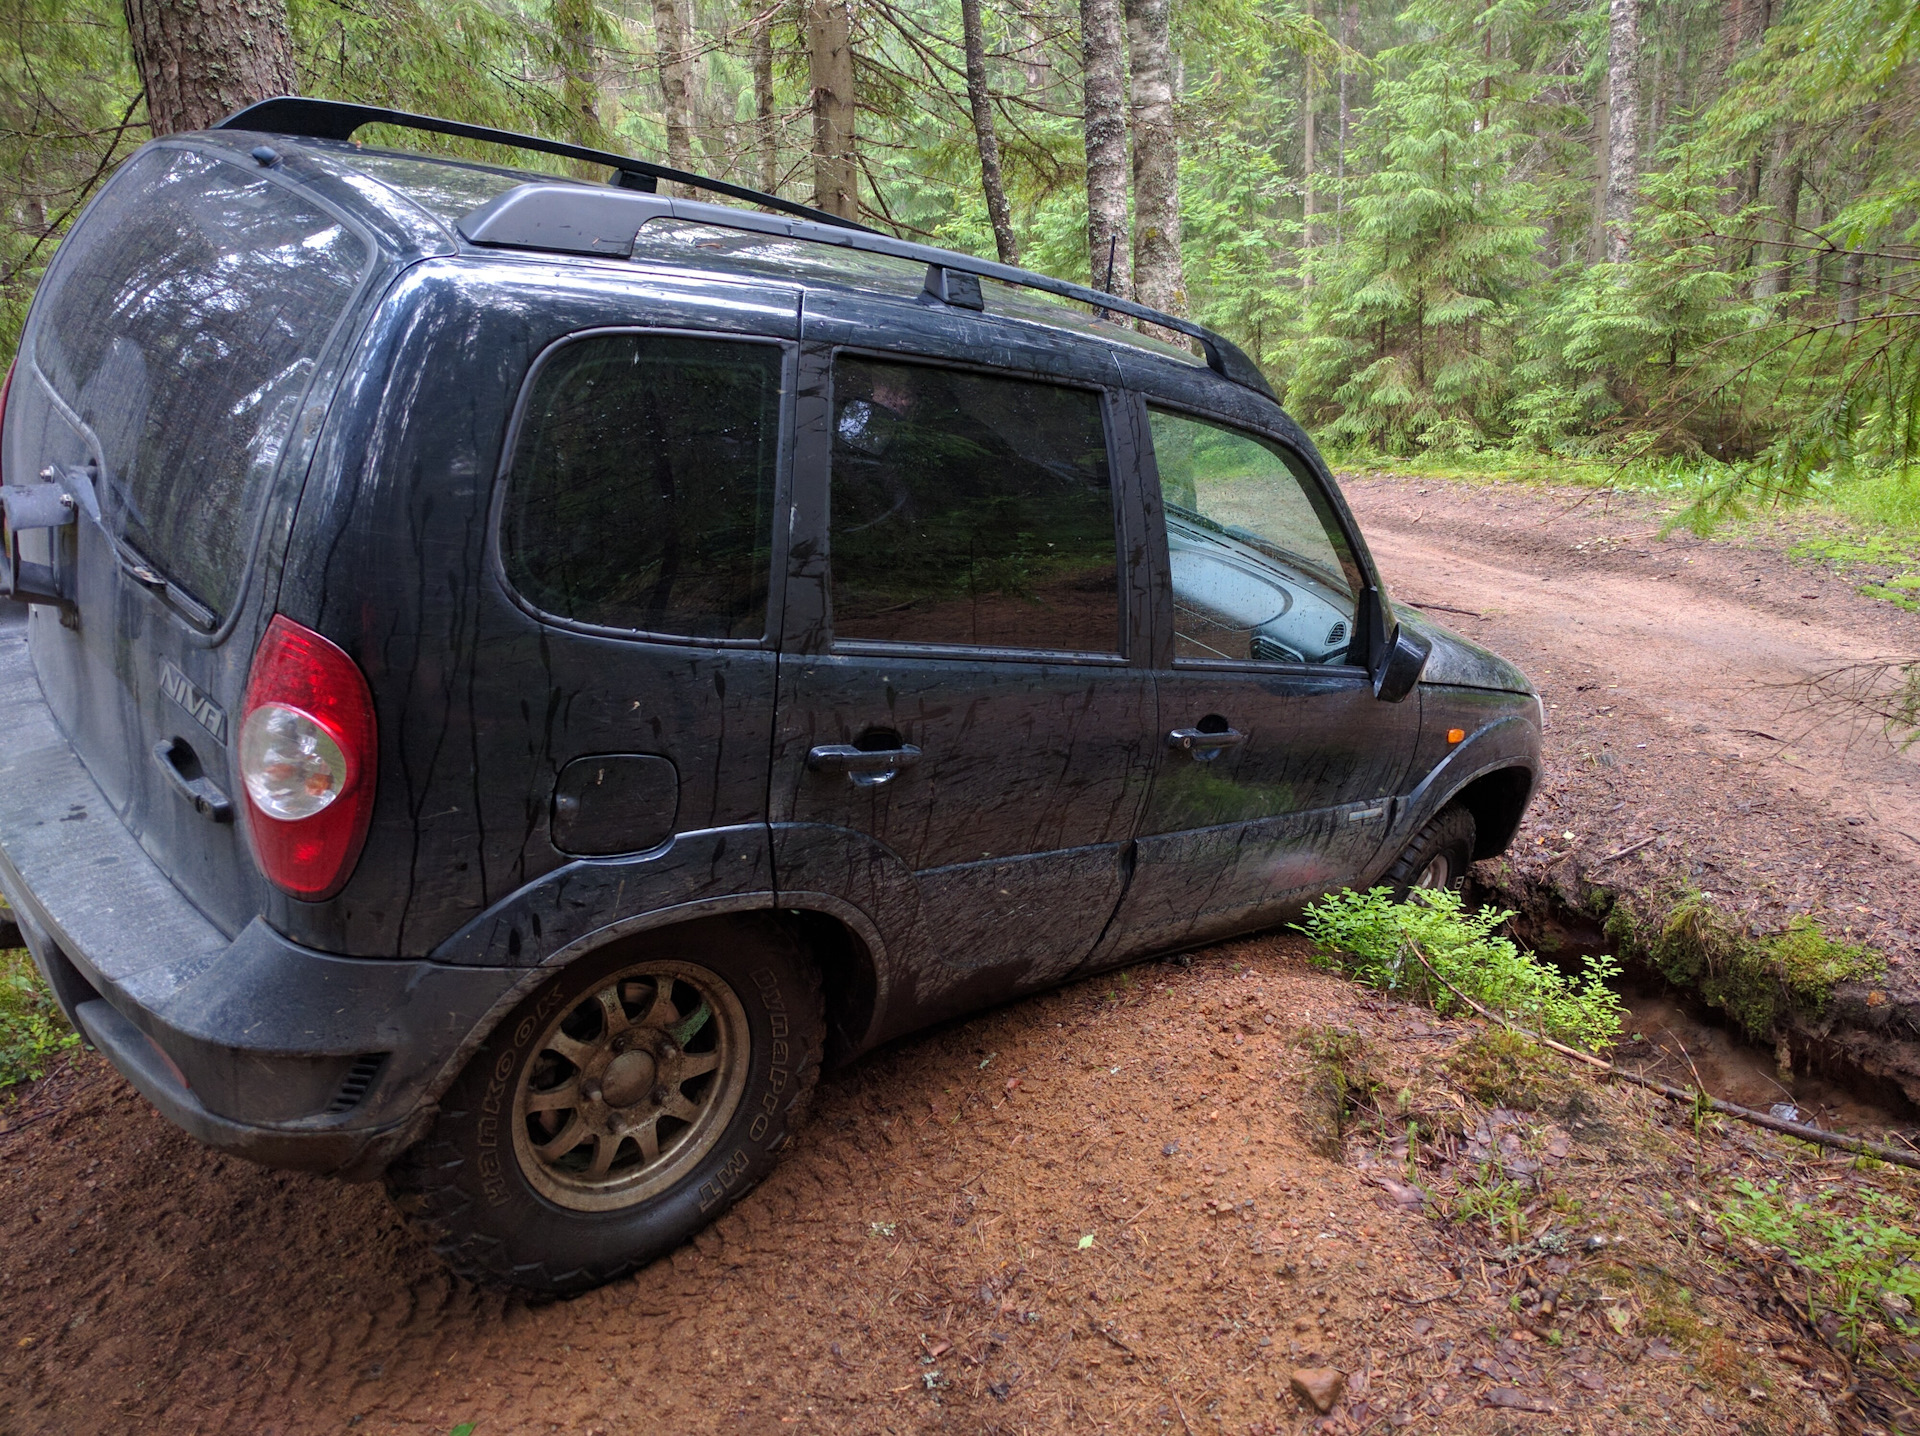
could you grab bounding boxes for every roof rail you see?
[217,96,1274,400]
[216,96,875,234]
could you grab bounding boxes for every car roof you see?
[205,99,1273,398]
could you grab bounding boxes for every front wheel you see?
[1381,803,1477,900]
[387,918,823,1294]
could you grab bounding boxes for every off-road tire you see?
[386,916,823,1294]
[1382,803,1477,899]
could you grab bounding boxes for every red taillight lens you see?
[238,615,377,900]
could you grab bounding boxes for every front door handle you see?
[806,743,923,788]
[1168,726,1245,760]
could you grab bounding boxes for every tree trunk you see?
[1603,0,1638,264]
[1080,0,1131,297]
[753,10,777,193]
[1588,72,1608,263]
[124,0,296,135]
[1752,128,1801,299]
[807,0,857,219]
[1839,246,1864,325]
[1336,0,1353,242]
[1125,0,1184,317]
[652,0,695,189]
[1302,0,1317,260]
[961,0,1020,264]
[553,0,606,160]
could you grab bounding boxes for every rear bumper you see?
[0,609,527,1177]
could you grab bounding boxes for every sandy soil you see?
[2,472,1917,1436]
[3,937,1905,1435]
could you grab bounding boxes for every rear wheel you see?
[387,918,823,1294]
[1382,803,1476,899]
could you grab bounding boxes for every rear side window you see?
[32,146,370,617]
[500,333,784,640]
[829,357,1120,654]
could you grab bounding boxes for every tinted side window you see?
[33,147,370,616]
[1147,408,1363,666]
[830,357,1119,654]
[501,333,782,640]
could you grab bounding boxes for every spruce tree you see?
[1287,17,1543,453]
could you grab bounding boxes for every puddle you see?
[1495,897,1920,1149]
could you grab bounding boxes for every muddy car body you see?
[0,100,1540,1289]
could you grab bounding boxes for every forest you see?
[4,0,1919,522]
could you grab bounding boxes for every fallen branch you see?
[1591,834,1658,866]
[1395,940,1920,1173]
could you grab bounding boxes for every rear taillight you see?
[238,615,377,900]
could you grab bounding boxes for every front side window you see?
[501,333,783,640]
[1148,408,1363,666]
[829,357,1120,654]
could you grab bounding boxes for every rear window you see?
[32,145,371,617]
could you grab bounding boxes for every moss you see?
[1295,1025,1384,1156]
[1765,916,1883,1010]
[1445,1028,1569,1111]
[1606,887,1885,1042]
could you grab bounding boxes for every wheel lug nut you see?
[585,1085,602,1102]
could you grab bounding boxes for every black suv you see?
[0,100,1540,1291]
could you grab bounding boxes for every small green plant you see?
[1453,1165,1532,1246]
[1299,886,1623,1051]
[1719,1179,1920,1362]
[1,943,77,1091]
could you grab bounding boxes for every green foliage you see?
[1638,888,1884,1040]
[1299,885,1623,1051]
[1720,1178,1920,1363]
[1,941,77,1091]
[1288,12,1543,453]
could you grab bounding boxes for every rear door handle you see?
[153,738,233,822]
[806,743,922,788]
[1168,726,1245,756]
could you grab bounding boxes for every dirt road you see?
[1342,474,1920,1107]
[1349,476,1920,863]
[1,472,1915,1435]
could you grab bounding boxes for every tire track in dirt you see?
[1,938,1860,1434]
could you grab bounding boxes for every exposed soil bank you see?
[1341,472,1920,1113]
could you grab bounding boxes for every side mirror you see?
[1372,623,1430,703]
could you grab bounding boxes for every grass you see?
[1298,886,1625,1051]
[1719,1177,1920,1373]
[1,941,77,1091]
[1445,1028,1569,1111]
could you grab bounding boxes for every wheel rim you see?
[512,959,751,1213]
[1414,852,1454,890]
